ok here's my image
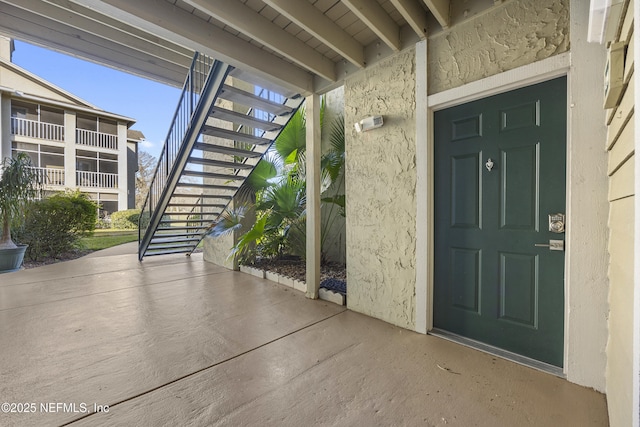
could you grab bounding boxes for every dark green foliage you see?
[110,209,142,229]
[14,190,98,260]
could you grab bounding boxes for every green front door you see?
[433,77,567,367]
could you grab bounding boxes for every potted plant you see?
[0,152,41,273]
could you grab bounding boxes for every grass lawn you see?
[80,229,138,251]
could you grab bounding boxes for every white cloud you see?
[139,139,154,149]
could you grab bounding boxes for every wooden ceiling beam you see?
[182,0,337,81]
[422,0,450,29]
[82,0,314,95]
[262,0,365,68]
[390,0,429,39]
[341,0,401,51]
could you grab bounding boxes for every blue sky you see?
[11,40,181,159]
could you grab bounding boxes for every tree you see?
[136,150,157,208]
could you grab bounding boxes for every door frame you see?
[416,47,574,372]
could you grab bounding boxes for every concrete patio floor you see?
[0,243,608,426]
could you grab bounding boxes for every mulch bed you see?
[245,258,347,294]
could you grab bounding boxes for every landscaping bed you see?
[242,258,347,304]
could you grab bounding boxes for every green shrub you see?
[14,190,98,260]
[110,209,142,229]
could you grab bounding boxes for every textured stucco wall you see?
[428,0,569,94]
[344,48,417,329]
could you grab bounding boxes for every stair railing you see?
[138,53,216,257]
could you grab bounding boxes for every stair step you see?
[175,182,239,191]
[168,203,227,208]
[161,212,221,217]
[182,170,245,181]
[187,156,254,170]
[171,193,233,200]
[159,219,208,224]
[148,242,197,249]
[219,85,294,116]
[144,248,193,256]
[209,106,282,132]
[157,225,209,231]
[201,126,272,145]
[151,237,201,244]
[193,142,262,158]
[152,232,203,238]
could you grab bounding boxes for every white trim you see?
[415,39,428,334]
[419,53,571,370]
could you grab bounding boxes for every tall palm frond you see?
[209,204,248,237]
[235,158,278,202]
[275,106,306,165]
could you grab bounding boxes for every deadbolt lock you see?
[549,213,565,233]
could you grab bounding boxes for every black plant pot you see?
[0,244,28,273]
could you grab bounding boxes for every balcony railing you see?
[11,117,64,142]
[76,171,118,188]
[76,129,118,150]
[30,166,65,186]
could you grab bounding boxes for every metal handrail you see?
[138,53,214,250]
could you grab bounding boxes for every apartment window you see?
[76,115,98,132]
[12,142,65,186]
[76,150,117,173]
[86,192,119,218]
[11,101,38,121]
[76,115,117,135]
[99,119,117,135]
[12,142,64,169]
[252,88,284,133]
[40,106,64,126]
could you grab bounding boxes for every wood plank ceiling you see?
[0,0,455,95]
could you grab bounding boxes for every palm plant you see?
[0,153,41,250]
[211,100,345,264]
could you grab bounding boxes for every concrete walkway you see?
[0,246,608,426]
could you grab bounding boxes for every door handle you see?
[534,240,564,251]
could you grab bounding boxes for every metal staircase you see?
[138,53,304,260]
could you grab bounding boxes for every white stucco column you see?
[63,110,76,188]
[566,0,609,391]
[0,94,10,161]
[415,39,429,334]
[305,93,321,299]
[117,122,128,211]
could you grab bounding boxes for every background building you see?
[0,35,138,217]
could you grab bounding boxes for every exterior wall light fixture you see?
[354,115,383,133]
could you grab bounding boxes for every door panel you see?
[500,144,539,230]
[434,77,566,367]
[451,153,481,228]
